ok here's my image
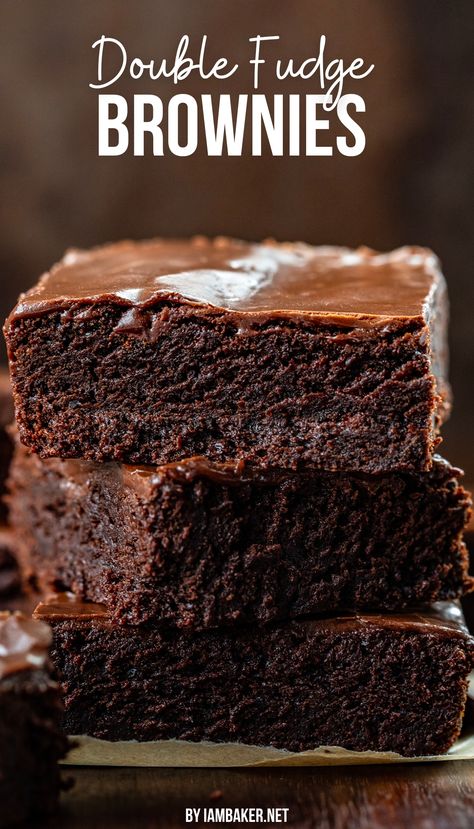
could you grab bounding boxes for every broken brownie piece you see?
[8,443,472,628]
[0,612,69,827]
[4,238,449,473]
[34,594,473,757]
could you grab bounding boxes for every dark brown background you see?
[0,0,472,473]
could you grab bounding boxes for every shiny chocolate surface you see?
[9,237,444,328]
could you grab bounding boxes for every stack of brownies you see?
[3,237,474,758]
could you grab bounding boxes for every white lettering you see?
[249,35,279,89]
[168,94,198,156]
[336,94,366,156]
[133,94,163,156]
[98,95,128,155]
[306,94,332,156]
[252,95,283,156]
[202,94,248,155]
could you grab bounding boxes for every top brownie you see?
[4,238,449,472]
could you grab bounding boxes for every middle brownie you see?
[8,444,472,629]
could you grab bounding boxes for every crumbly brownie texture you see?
[4,238,449,473]
[0,371,13,522]
[8,444,472,628]
[0,612,69,827]
[0,528,20,597]
[34,595,473,757]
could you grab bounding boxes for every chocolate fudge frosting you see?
[8,237,445,328]
[122,453,462,489]
[42,455,255,491]
[0,612,51,678]
[47,455,308,492]
[34,593,471,639]
[28,451,460,493]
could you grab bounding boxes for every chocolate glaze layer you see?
[34,593,471,639]
[123,453,462,490]
[50,455,252,491]
[8,237,445,328]
[34,593,109,622]
[46,452,461,494]
[0,611,51,678]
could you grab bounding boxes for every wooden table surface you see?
[43,762,474,829]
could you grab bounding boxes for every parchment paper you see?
[62,731,474,768]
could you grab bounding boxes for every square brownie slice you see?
[4,238,449,473]
[0,612,69,826]
[8,444,472,628]
[34,595,474,758]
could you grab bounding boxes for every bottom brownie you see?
[0,612,69,828]
[34,594,474,758]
